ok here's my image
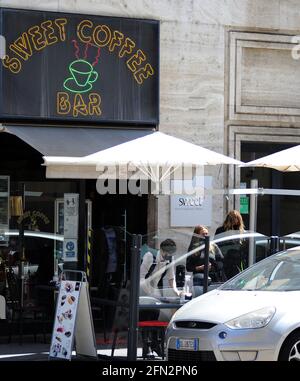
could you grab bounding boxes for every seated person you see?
[139,239,183,358]
[140,238,183,298]
[187,225,226,284]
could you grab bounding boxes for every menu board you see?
[0,176,9,245]
[49,280,81,360]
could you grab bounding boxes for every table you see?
[35,284,59,292]
[91,297,129,308]
[138,295,186,316]
[138,302,185,309]
[91,296,186,310]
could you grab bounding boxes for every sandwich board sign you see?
[49,270,97,360]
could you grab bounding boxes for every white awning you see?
[43,132,243,180]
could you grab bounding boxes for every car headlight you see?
[224,306,276,329]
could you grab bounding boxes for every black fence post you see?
[18,182,25,259]
[18,182,25,309]
[78,179,86,271]
[127,233,142,361]
[203,235,210,294]
[269,236,280,255]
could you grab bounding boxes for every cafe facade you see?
[0,5,161,320]
[2,0,300,356]
[2,0,300,283]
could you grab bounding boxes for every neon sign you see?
[2,18,154,85]
[17,210,50,231]
[0,8,159,124]
[63,40,100,94]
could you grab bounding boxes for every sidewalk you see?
[0,335,163,361]
[0,340,49,361]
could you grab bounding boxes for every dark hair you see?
[160,239,176,254]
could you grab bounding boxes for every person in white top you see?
[140,238,182,298]
[139,239,182,358]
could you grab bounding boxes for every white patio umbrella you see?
[242,144,300,172]
[44,132,243,181]
[242,144,300,267]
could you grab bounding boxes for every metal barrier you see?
[269,236,280,256]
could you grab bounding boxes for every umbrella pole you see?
[248,179,258,266]
[203,235,210,294]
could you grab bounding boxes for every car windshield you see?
[220,248,300,291]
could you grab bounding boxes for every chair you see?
[138,320,168,359]
[110,300,167,359]
[110,320,168,360]
[6,267,47,344]
[89,287,107,343]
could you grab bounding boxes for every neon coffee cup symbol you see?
[69,59,98,87]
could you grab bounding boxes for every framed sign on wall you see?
[170,176,213,228]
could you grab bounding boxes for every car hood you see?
[173,289,295,324]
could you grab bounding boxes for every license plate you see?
[176,338,198,351]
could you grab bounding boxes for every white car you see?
[165,247,300,361]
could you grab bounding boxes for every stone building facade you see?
[1,0,300,236]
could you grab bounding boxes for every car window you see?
[220,250,300,292]
[212,231,269,279]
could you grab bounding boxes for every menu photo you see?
[49,280,81,360]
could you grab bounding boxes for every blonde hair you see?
[190,225,218,256]
[223,210,245,234]
[192,225,208,236]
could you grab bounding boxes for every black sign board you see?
[0,8,159,125]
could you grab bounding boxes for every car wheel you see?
[279,332,300,361]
